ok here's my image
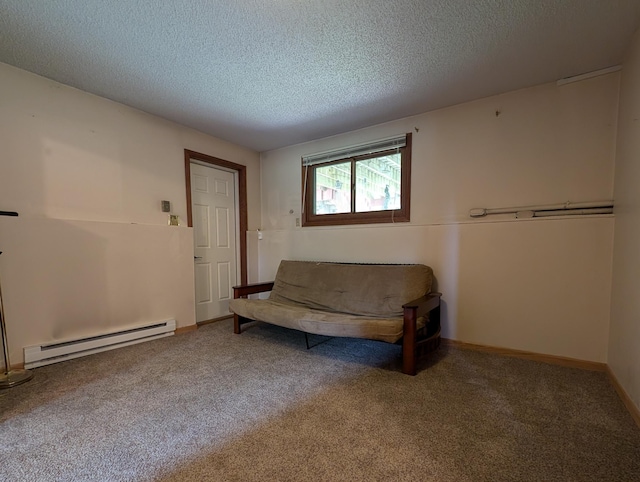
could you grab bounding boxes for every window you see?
[302,133,411,226]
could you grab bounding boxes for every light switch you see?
[161,200,171,212]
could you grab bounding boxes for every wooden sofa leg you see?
[233,314,242,334]
[402,346,417,375]
[234,314,254,334]
[402,310,417,376]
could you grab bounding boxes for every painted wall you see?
[0,62,261,365]
[609,28,640,411]
[259,74,619,362]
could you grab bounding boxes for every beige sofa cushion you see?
[229,298,426,343]
[267,261,432,317]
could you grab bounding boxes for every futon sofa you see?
[228,260,442,375]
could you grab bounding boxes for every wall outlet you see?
[168,214,180,226]
[295,217,300,227]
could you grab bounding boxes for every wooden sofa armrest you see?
[402,292,442,315]
[231,281,274,334]
[233,281,275,299]
[402,292,442,376]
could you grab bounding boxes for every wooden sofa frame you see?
[232,282,442,376]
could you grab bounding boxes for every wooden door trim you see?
[184,149,248,285]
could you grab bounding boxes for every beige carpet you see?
[1,319,639,481]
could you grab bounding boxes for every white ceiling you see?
[1,1,640,152]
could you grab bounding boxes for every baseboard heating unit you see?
[23,319,176,369]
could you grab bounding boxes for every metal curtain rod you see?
[0,211,18,217]
[469,200,614,218]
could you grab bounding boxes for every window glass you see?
[355,153,401,213]
[315,162,351,214]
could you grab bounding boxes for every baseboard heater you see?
[23,319,176,369]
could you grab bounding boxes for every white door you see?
[191,162,238,322]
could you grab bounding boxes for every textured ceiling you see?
[1,1,640,152]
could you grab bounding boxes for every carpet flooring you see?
[1,319,639,481]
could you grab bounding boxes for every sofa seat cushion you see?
[229,298,425,344]
[268,261,432,317]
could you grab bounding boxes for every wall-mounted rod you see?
[0,211,18,217]
[470,200,614,218]
[557,65,621,86]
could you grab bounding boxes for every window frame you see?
[301,133,412,227]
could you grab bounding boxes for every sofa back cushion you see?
[268,260,433,317]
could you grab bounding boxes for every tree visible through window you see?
[302,133,411,226]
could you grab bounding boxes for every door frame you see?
[184,149,248,286]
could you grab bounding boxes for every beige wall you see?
[0,62,261,365]
[260,74,619,362]
[610,28,640,411]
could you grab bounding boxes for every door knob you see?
[194,256,203,260]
